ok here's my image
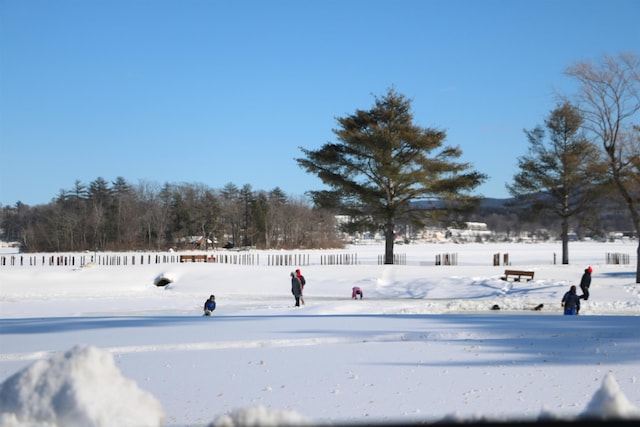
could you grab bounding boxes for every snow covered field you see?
[1,241,640,426]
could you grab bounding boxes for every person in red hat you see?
[579,266,593,300]
[295,269,306,305]
[290,272,303,307]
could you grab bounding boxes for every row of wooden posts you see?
[493,253,510,266]
[1,251,632,267]
[0,253,314,267]
[606,252,630,265]
[436,253,458,266]
[0,252,419,267]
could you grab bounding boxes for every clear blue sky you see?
[1,0,638,206]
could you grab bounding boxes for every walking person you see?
[291,272,303,307]
[295,269,306,305]
[579,266,593,300]
[203,295,216,316]
[561,285,581,315]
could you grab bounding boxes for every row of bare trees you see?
[0,179,342,252]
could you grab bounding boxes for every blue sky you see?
[1,0,638,206]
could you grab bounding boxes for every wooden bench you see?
[179,254,208,263]
[501,269,534,282]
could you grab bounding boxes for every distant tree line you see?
[0,178,343,252]
[1,176,634,253]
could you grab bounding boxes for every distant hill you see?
[409,196,634,238]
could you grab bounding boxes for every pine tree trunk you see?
[636,241,640,284]
[561,216,569,265]
[384,223,395,264]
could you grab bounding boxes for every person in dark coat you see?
[203,295,216,316]
[561,285,581,315]
[291,272,303,307]
[579,266,593,300]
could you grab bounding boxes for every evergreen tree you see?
[508,102,607,264]
[297,88,487,264]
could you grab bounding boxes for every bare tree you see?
[265,188,287,249]
[193,186,221,250]
[112,177,138,249]
[219,183,242,248]
[565,53,640,281]
[134,180,170,249]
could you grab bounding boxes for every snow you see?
[1,241,639,426]
[0,345,164,427]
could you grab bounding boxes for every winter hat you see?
[296,269,301,274]
[587,266,593,273]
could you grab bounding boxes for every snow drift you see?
[0,346,164,427]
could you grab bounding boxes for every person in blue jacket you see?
[561,285,580,315]
[204,295,216,316]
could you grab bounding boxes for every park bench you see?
[501,269,535,282]
[179,254,208,263]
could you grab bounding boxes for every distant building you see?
[446,222,492,242]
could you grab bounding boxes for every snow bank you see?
[581,372,640,420]
[0,345,164,427]
[1,344,639,427]
[208,405,312,427]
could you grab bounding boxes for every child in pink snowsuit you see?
[352,286,363,299]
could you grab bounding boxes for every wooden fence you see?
[492,253,510,266]
[377,253,406,265]
[435,253,458,266]
[606,252,630,264]
[0,252,313,268]
[0,252,369,267]
[4,250,627,268]
[267,253,310,266]
[320,253,358,265]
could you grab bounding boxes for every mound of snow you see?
[0,345,164,427]
[581,372,640,419]
[582,372,640,419]
[208,405,312,427]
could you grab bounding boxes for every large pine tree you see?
[297,88,487,264]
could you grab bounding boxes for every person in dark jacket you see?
[579,266,593,300]
[204,295,216,316]
[291,272,303,307]
[561,285,581,315]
